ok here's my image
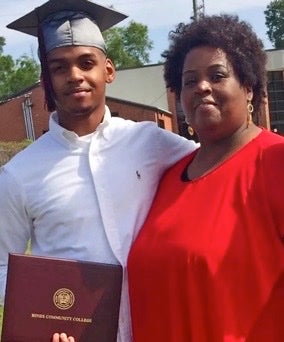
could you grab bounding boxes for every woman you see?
[128,15,284,341]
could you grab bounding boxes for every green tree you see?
[265,0,284,48]
[0,37,5,54]
[0,37,40,100]
[103,21,153,68]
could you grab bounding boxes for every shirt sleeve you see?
[0,167,32,304]
[155,127,198,168]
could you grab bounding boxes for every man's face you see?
[47,46,115,129]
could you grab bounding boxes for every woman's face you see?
[180,46,253,141]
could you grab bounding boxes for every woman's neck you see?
[187,124,261,180]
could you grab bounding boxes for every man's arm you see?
[0,168,32,303]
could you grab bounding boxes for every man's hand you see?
[52,333,75,342]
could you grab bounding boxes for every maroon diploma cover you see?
[1,253,122,342]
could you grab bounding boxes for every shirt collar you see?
[48,106,112,149]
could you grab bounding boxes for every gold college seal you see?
[53,288,75,310]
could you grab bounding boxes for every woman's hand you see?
[52,333,75,342]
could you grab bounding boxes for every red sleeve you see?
[263,141,284,239]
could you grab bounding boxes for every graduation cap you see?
[7,0,128,53]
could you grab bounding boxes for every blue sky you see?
[0,0,273,64]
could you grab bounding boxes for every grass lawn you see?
[0,140,32,166]
[0,304,3,338]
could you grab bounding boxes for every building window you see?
[267,71,284,135]
[158,119,165,129]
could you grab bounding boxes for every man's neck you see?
[56,109,105,136]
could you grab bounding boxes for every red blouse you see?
[128,130,284,342]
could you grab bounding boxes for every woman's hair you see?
[162,14,267,114]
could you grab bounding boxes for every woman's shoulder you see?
[258,129,284,169]
[258,129,284,146]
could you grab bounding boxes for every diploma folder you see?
[1,253,122,342]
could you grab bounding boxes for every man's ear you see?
[105,58,115,84]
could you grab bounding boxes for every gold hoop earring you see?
[247,101,254,127]
[187,126,194,136]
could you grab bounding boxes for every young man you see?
[0,1,198,341]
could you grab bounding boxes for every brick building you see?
[0,70,177,142]
[266,49,284,134]
[1,53,281,143]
